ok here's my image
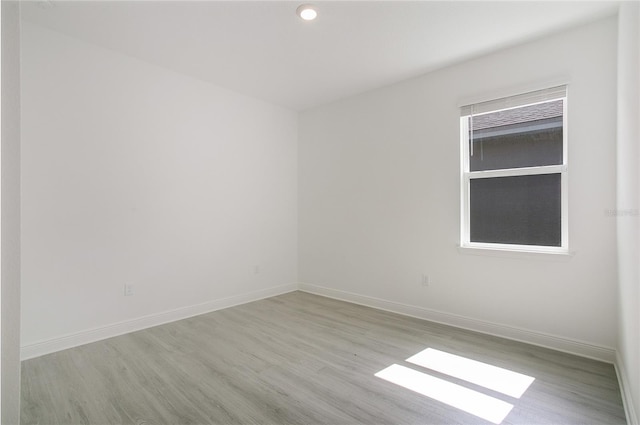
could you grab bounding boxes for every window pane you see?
[469,100,563,172]
[470,174,561,246]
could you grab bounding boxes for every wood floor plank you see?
[21,291,627,425]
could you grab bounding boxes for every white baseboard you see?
[23,281,630,421]
[22,281,618,365]
[20,283,298,360]
[615,351,639,425]
[299,283,616,364]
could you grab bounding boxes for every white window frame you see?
[460,87,569,255]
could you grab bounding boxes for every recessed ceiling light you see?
[296,4,318,21]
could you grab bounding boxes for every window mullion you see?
[468,165,565,180]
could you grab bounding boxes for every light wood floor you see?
[21,291,626,425]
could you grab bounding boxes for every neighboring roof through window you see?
[472,101,563,131]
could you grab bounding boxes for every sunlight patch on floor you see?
[375,364,514,424]
[406,348,535,398]
[375,348,536,424]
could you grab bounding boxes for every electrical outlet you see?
[421,274,430,287]
[124,283,134,296]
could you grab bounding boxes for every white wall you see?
[20,22,298,354]
[299,18,619,357]
[1,2,22,422]
[616,3,640,423]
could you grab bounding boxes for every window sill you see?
[457,244,575,261]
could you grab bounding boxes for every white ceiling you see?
[21,1,620,111]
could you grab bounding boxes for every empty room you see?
[1,1,639,424]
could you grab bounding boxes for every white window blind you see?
[460,86,567,117]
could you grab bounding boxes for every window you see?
[460,86,568,253]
